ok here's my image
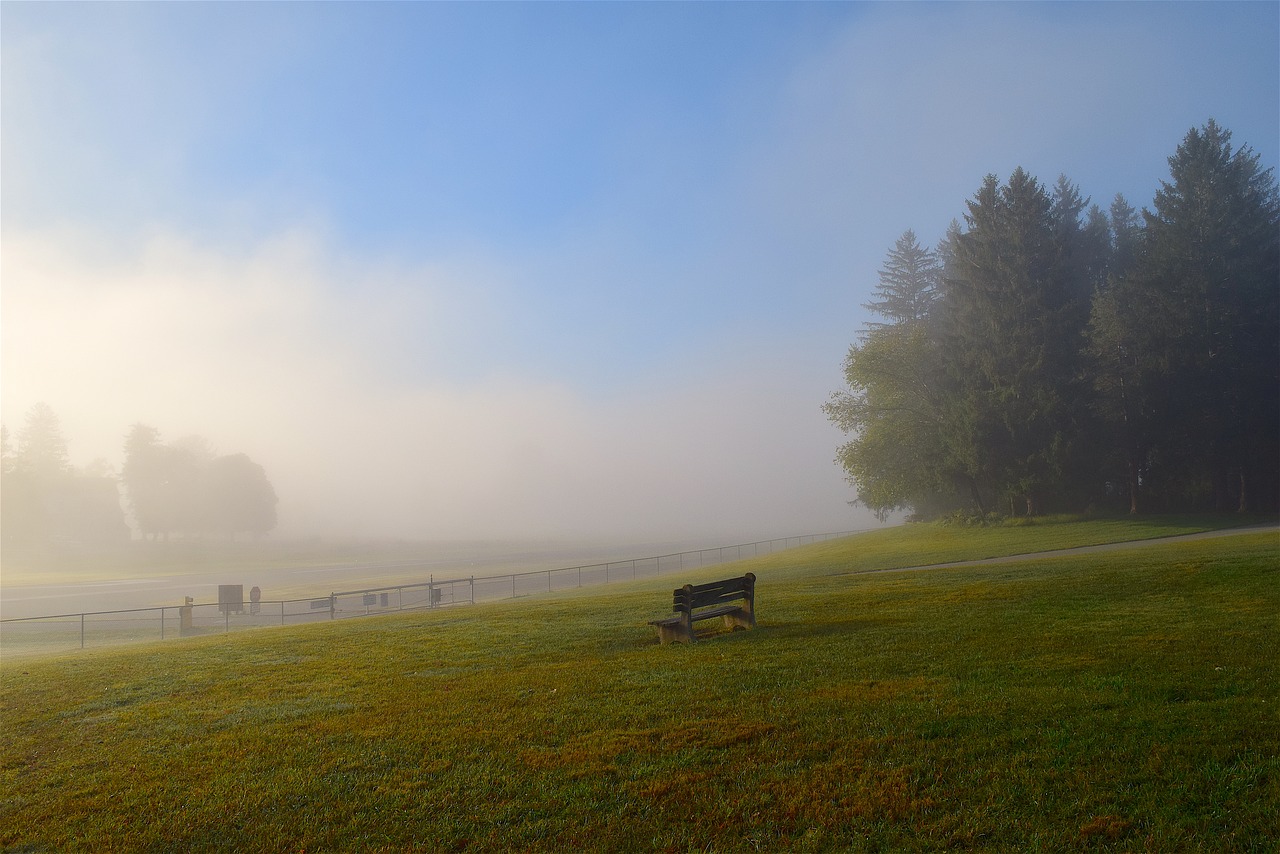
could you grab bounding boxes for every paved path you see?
[841,523,1279,576]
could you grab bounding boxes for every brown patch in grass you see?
[755,757,935,834]
[815,676,937,703]
[521,721,777,780]
[1079,814,1131,841]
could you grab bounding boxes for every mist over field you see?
[3,229,863,543]
[2,3,1276,549]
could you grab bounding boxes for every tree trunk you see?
[1127,453,1140,515]
[1213,466,1231,512]
[968,478,986,516]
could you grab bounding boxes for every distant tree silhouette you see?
[14,402,70,478]
[1,404,129,551]
[205,453,278,539]
[122,425,278,539]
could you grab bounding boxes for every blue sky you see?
[2,2,1277,543]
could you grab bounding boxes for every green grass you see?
[1,512,1259,589]
[2,521,1277,852]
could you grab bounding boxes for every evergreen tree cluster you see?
[1,404,130,550]
[825,121,1279,520]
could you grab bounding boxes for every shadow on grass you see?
[640,618,886,648]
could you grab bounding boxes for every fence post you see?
[547,570,552,592]
[161,607,166,640]
[80,613,85,649]
[282,601,286,626]
[512,574,516,599]
[329,594,336,620]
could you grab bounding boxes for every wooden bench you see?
[649,572,756,644]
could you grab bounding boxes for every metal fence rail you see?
[1,531,857,656]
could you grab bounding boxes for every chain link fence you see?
[1,531,856,656]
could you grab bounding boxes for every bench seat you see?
[650,573,756,644]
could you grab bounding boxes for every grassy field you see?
[1,520,1277,851]
[0,513,1257,589]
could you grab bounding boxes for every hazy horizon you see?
[3,2,1277,543]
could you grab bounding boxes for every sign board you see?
[218,585,244,615]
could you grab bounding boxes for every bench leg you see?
[655,615,695,644]
[721,607,755,632]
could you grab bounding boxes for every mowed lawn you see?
[2,523,1277,852]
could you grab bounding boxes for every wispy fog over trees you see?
[1,404,130,550]
[827,121,1279,519]
[122,424,277,541]
[0,405,278,551]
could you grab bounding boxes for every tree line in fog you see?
[1,404,277,550]
[826,121,1279,521]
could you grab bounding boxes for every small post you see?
[281,602,286,626]
[80,614,85,649]
[470,576,475,604]
[547,570,552,592]
[329,594,336,620]
[161,607,166,640]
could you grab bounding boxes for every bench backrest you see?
[673,572,755,613]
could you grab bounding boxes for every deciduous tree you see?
[204,453,278,538]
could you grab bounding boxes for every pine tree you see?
[1119,120,1280,511]
[1087,194,1147,513]
[15,403,70,478]
[939,169,1093,515]
[862,230,940,327]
